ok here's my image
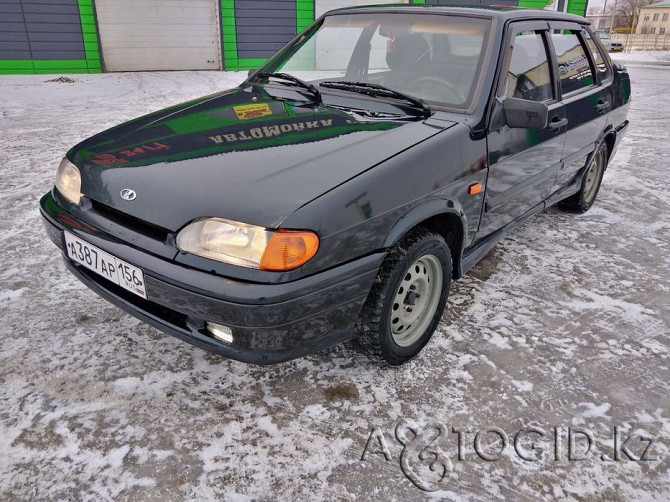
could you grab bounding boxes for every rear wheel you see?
[560,142,608,213]
[355,228,451,365]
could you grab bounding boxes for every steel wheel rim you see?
[390,254,443,347]
[584,150,604,203]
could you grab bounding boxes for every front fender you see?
[284,122,487,278]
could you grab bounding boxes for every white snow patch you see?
[486,331,512,349]
[108,445,130,469]
[302,404,331,421]
[572,402,612,425]
[511,380,534,392]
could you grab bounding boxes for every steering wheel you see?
[410,76,466,104]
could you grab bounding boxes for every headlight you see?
[55,157,82,205]
[176,218,319,271]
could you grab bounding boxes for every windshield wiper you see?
[255,72,321,103]
[320,81,430,115]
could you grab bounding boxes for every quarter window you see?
[504,31,553,102]
[551,32,595,95]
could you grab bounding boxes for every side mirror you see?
[503,97,549,129]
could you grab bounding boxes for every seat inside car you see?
[385,33,431,86]
[387,31,480,105]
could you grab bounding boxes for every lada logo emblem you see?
[120,189,137,201]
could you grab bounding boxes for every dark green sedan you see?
[41,5,631,365]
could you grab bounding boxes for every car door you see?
[479,23,567,238]
[548,24,610,194]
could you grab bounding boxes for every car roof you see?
[324,3,588,24]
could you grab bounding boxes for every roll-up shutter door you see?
[95,0,221,71]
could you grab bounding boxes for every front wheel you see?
[560,142,608,213]
[355,228,451,365]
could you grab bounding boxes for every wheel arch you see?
[383,200,467,280]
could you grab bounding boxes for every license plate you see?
[64,231,147,299]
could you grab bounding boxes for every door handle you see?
[595,100,610,112]
[549,117,568,131]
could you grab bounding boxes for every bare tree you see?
[614,0,655,30]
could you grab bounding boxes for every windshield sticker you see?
[233,103,273,120]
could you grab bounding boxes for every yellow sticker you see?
[233,103,272,120]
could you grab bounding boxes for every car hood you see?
[70,85,454,231]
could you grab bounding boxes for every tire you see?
[559,142,608,213]
[355,228,451,365]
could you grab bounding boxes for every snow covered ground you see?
[1,64,669,500]
[612,51,670,65]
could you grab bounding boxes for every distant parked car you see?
[41,6,631,365]
[595,30,612,51]
[595,30,624,52]
[610,40,624,52]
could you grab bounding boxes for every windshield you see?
[258,13,492,110]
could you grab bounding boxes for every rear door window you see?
[550,32,595,95]
[583,30,611,83]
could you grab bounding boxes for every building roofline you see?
[641,1,670,7]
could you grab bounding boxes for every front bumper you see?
[40,191,383,364]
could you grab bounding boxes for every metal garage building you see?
[0,0,587,74]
